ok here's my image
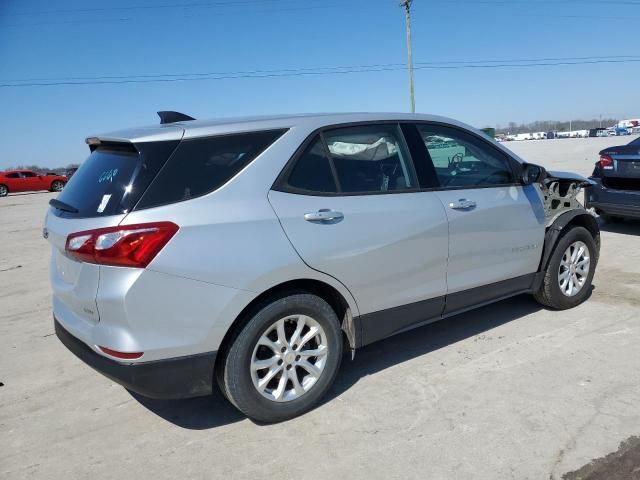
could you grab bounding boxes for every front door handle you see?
[304,209,344,223]
[448,199,477,210]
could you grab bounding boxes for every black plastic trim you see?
[55,318,216,400]
[444,274,535,315]
[355,274,536,348]
[356,296,445,347]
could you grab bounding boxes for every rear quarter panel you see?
[117,128,360,353]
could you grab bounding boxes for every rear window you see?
[135,129,286,210]
[53,141,178,218]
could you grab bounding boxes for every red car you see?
[0,170,67,197]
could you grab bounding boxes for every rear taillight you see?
[65,222,178,268]
[599,154,614,169]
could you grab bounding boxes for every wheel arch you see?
[214,278,358,382]
[535,210,600,290]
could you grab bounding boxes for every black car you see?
[587,136,640,221]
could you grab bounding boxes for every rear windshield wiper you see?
[49,199,79,213]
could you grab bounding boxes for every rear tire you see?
[50,180,64,192]
[533,226,597,310]
[0,184,7,197]
[219,293,343,423]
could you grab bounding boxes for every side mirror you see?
[521,163,546,185]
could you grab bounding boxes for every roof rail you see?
[157,111,196,125]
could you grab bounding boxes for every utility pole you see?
[401,0,415,113]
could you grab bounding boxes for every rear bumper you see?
[587,201,640,219]
[586,178,640,219]
[55,317,216,399]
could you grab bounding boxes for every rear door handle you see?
[448,199,477,210]
[304,209,344,223]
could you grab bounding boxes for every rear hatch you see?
[46,132,182,325]
[599,139,640,190]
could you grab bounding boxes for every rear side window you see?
[136,129,286,210]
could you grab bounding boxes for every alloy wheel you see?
[250,315,328,402]
[558,240,590,297]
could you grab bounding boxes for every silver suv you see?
[47,112,600,422]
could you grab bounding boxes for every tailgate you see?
[46,133,182,326]
[46,211,126,324]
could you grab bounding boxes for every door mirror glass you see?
[521,163,546,185]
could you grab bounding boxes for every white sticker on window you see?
[97,194,111,213]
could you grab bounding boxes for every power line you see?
[3,56,638,83]
[0,2,351,28]
[1,0,294,16]
[6,0,640,16]
[2,57,639,88]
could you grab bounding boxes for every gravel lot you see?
[1,136,640,479]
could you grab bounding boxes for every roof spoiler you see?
[157,111,196,124]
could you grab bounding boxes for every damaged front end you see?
[539,170,595,225]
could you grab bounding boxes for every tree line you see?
[496,118,618,134]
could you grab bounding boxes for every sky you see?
[1,0,639,169]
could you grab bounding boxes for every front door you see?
[413,124,545,312]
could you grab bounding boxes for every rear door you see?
[411,123,545,312]
[269,123,449,341]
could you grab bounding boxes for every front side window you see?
[417,125,515,188]
[21,171,37,177]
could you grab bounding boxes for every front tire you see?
[534,226,597,309]
[219,293,343,423]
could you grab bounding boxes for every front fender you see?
[533,209,600,292]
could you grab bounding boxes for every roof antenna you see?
[157,111,196,124]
